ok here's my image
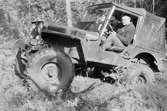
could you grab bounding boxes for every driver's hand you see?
[101,36,106,42]
[110,31,117,36]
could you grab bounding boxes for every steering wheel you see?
[103,23,114,36]
[107,23,114,32]
[99,23,114,46]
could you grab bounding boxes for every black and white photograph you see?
[0,0,167,110]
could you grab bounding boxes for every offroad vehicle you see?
[15,3,167,95]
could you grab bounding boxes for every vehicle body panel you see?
[41,2,166,70]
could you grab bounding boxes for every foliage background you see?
[0,0,166,42]
[0,0,166,111]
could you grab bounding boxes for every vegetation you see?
[0,0,167,111]
[0,0,166,41]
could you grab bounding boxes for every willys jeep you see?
[15,3,167,95]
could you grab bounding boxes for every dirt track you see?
[0,41,167,111]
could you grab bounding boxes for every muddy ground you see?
[0,40,167,111]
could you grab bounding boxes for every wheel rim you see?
[41,63,61,92]
[133,75,146,85]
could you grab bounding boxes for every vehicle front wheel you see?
[27,48,75,95]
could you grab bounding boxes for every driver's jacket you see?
[116,22,135,46]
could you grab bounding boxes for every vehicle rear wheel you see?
[27,48,75,95]
[126,64,155,86]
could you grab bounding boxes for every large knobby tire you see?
[27,48,75,95]
[126,64,155,86]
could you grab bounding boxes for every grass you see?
[0,41,167,111]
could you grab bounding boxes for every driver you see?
[103,15,135,52]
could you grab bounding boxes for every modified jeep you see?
[15,3,167,95]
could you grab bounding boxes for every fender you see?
[41,25,87,64]
[41,29,80,47]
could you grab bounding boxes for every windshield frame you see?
[75,5,112,33]
[99,6,116,37]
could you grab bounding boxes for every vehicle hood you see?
[42,24,99,41]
